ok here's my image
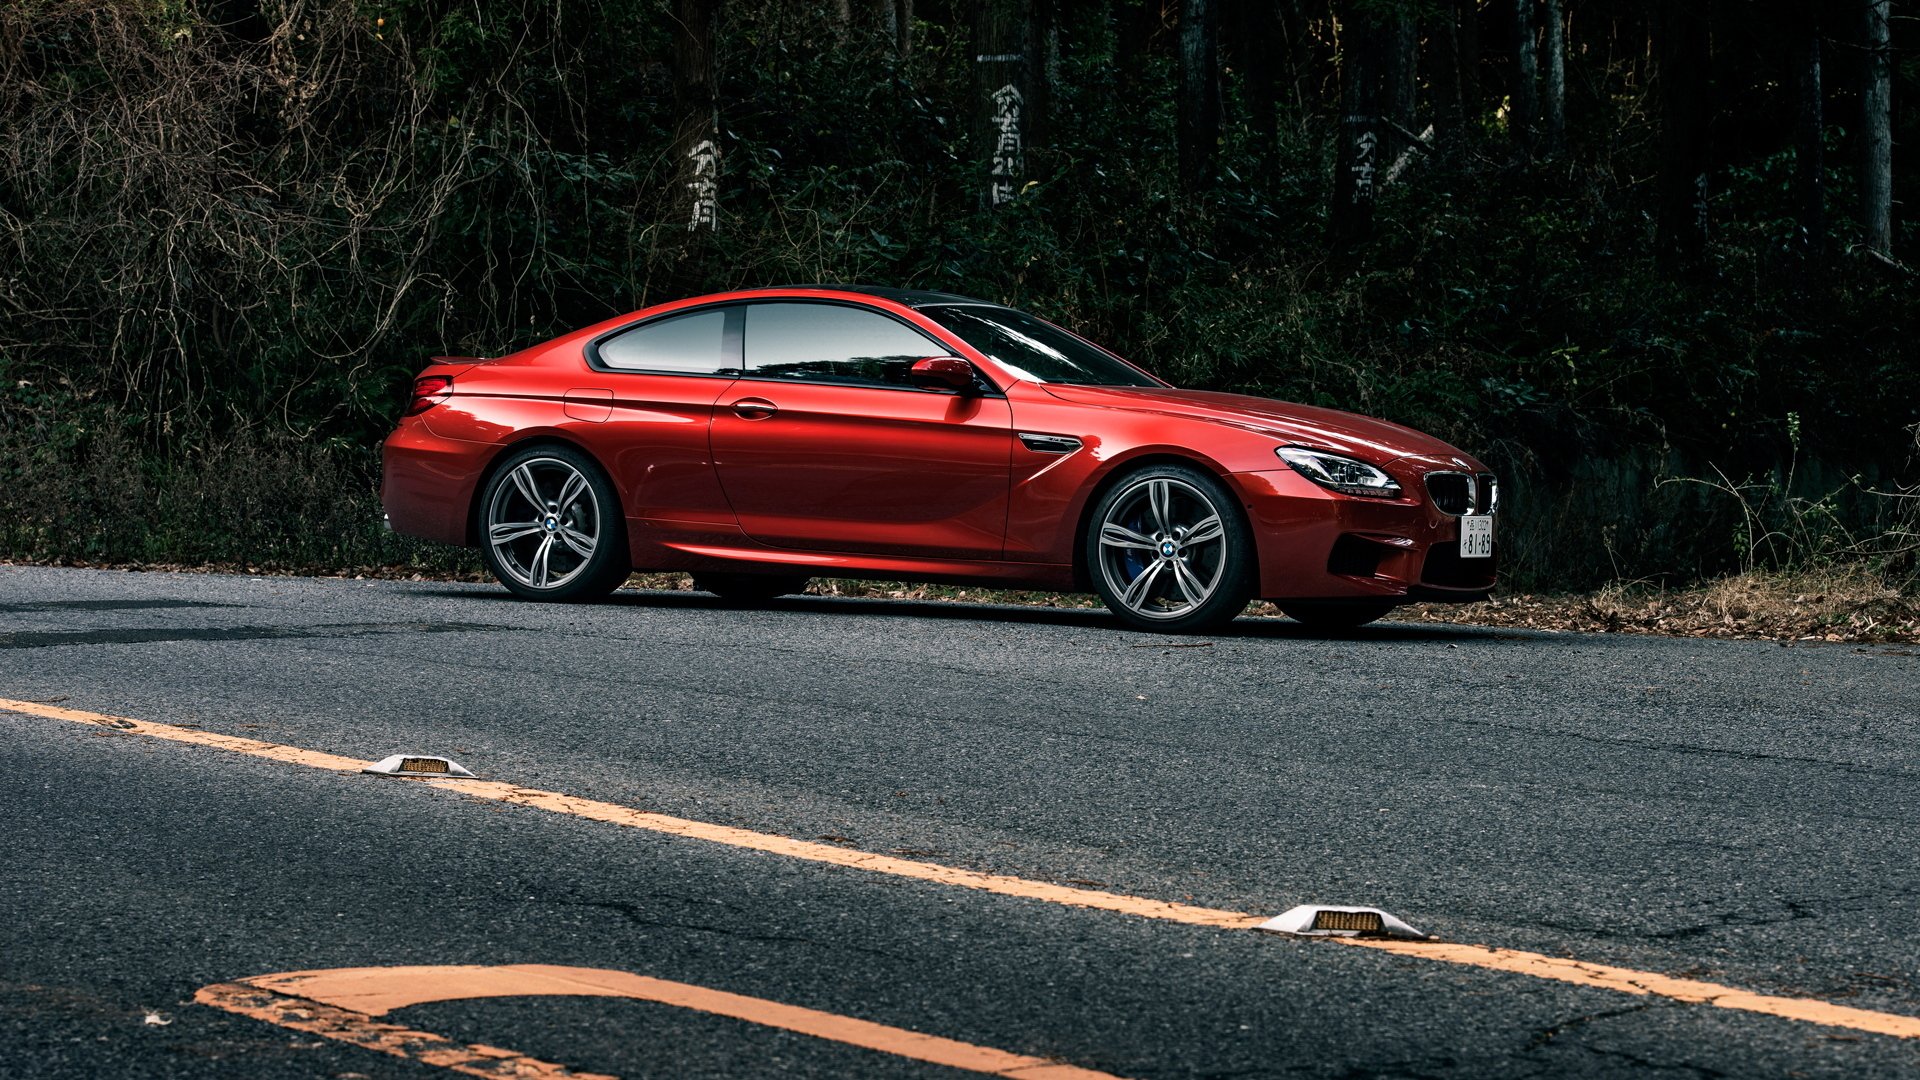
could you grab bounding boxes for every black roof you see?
[767,284,993,308]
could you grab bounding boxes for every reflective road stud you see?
[363,754,475,778]
[1257,905,1428,940]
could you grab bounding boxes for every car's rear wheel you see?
[1085,464,1254,633]
[479,444,630,602]
[1278,600,1397,629]
[692,572,810,604]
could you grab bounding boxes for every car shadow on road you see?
[421,585,1536,642]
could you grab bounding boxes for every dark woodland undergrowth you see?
[1,1,1916,591]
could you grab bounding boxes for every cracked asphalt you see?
[1,564,1917,1078]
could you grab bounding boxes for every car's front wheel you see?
[1085,464,1255,633]
[479,444,630,602]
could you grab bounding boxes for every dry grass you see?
[1400,568,1920,643]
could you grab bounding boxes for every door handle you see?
[731,398,777,420]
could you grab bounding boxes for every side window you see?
[744,303,943,389]
[597,308,737,374]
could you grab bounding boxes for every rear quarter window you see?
[596,308,737,374]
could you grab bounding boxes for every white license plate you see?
[1459,515,1494,559]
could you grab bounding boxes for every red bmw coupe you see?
[382,286,1497,631]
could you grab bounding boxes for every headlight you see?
[1277,447,1403,498]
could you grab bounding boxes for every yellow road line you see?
[1348,940,1920,1040]
[4,697,368,772]
[0,697,1255,928]
[203,965,1123,1079]
[425,775,1263,928]
[197,979,613,1080]
[9,696,1919,1042]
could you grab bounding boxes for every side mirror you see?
[907,356,979,394]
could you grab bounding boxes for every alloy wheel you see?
[485,457,601,590]
[1094,475,1230,621]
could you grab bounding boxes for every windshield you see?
[919,305,1163,387]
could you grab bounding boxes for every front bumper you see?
[1230,468,1498,604]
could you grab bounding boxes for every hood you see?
[1038,384,1475,467]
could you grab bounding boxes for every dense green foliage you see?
[1,0,1915,587]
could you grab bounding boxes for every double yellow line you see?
[6,696,1917,1042]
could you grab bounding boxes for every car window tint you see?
[744,303,941,389]
[598,309,734,373]
[918,305,1161,387]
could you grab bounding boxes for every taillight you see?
[405,375,454,416]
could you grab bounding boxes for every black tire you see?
[477,443,630,603]
[1083,462,1255,633]
[693,572,810,604]
[1278,600,1397,629]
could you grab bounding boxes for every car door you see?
[708,301,1014,559]
[583,304,744,547]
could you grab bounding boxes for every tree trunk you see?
[1178,0,1220,193]
[1229,0,1280,177]
[1542,0,1565,155]
[1655,0,1711,265]
[1275,0,1313,128]
[1430,0,1465,149]
[1457,0,1481,121]
[852,0,913,56]
[1331,2,1381,247]
[1861,0,1893,254]
[1117,0,1164,99]
[1510,0,1537,157]
[1381,8,1417,164]
[974,0,1030,209]
[1796,7,1823,253]
[672,0,719,233]
[1026,0,1056,155]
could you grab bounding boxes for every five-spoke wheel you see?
[479,445,629,602]
[1085,465,1253,632]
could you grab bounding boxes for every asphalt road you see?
[2,564,1917,1078]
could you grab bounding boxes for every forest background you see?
[0,0,1915,613]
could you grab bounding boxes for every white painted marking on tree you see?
[686,136,719,231]
[989,84,1024,206]
[1347,127,1377,206]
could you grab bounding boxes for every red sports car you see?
[382,286,1497,631]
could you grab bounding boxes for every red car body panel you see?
[711,381,1014,559]
[382,286,1498,604]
